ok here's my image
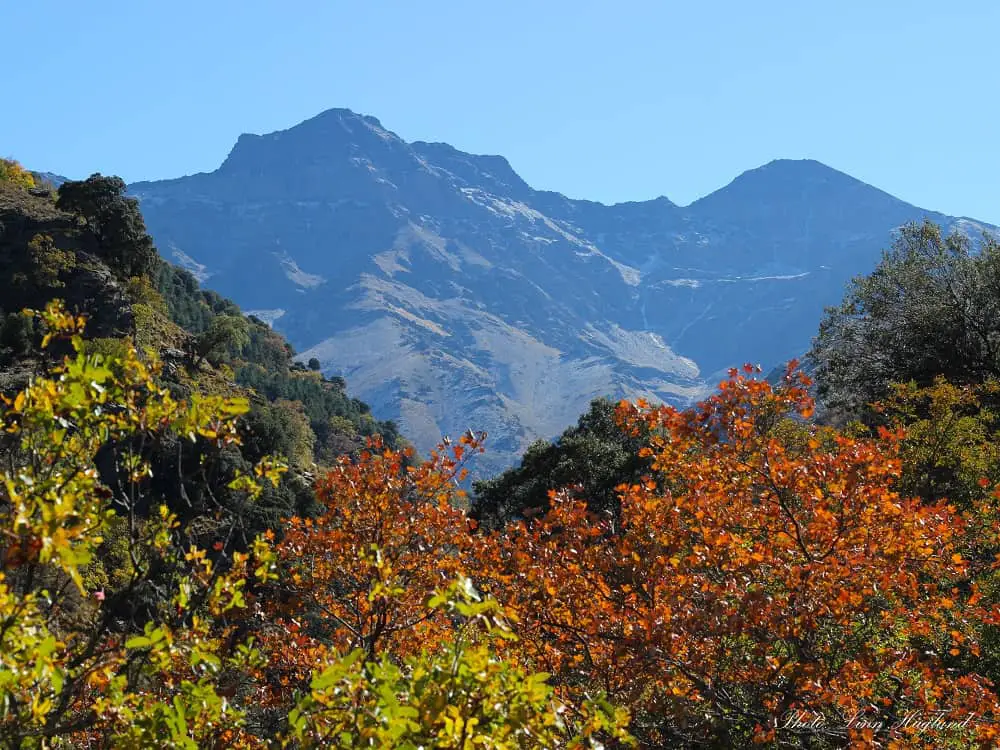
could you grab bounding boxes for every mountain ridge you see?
[128,107,997,475]
[133,109,885,211]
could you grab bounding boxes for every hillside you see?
[129,108,998,475]
[0,172,402,531]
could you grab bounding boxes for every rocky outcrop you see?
[63,254,133,338]
[0,185,132,338]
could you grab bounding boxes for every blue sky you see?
[5,1,1000,222]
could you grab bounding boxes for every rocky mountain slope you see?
[129,109,996,475]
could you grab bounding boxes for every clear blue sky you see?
[5,1,1000,222]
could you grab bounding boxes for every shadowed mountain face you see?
[129,108,995,475]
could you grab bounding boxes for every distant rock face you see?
[129,109,996,476]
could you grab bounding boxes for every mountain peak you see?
[217,107,409,181]
[727,158,863,189]
[292,107,394,135]
[688,157,918,219]
[760,157,836,170]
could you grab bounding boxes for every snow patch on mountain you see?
[245,309,285,327]
[276,253,326,288]
[717,271,811,283]
[952,218,998,240]
[664,279,702,288]
[581,324,700,379]
[385,304,450,337]
[460,188,641,285]
[169,245,212,282]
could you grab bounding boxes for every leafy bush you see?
[0,300,285,745]
[0,157,34,189]
[80,335,131,362]
[0,311,33,357]
[126,273,168,313]
[285,578,633,749]
[26,232,75,288]
[192,313,250,367]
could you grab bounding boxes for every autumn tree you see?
[0,300,285,747]
[0,157,35,189]
[475,364,1000,748]
[256,432,486,716]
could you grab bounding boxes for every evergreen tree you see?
[56,174,158,278]
[471,397,650,529]
[809,220,1000,421]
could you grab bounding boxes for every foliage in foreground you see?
[475,365,1000,747]
[0,301,627,748]
[5,199,1000,746]
[0,300,285,746]
[285,578,632,748]
[261,365,1000,748]
[5,303,1000,747]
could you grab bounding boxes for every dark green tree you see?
[0,312,33,357]
[471,397,651,529]
[809,220,1000,422]
[307,357,321,372]
[190,314,250,368]
[56,174,158,279]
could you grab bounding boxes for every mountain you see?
[30,171,68,188]
[129,108,997,476]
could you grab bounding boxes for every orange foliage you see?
[258,365,1000,747]
[258,433,485,705]
[475,364,1000,747]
